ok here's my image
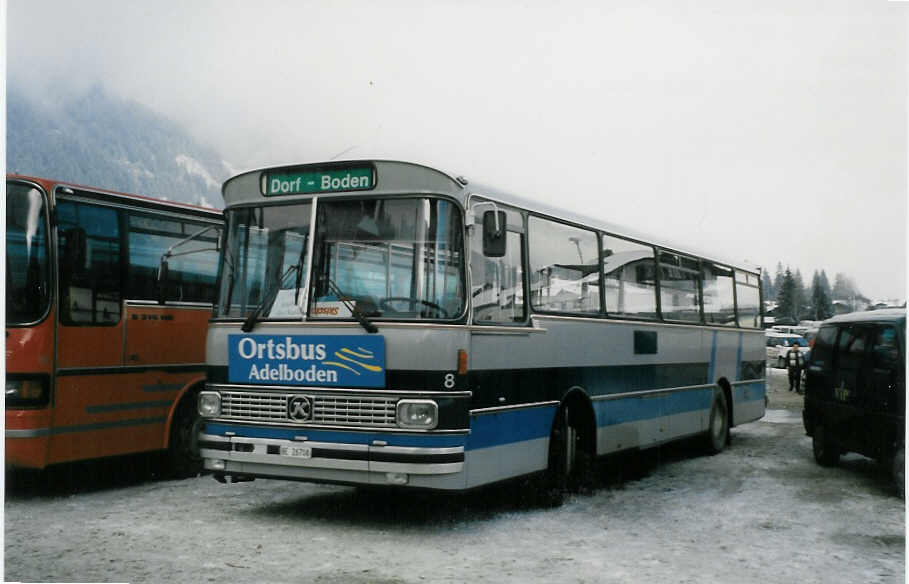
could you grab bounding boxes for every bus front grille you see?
[218,391,397,427]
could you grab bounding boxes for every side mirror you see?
[482,210,506,258]
[157,259,169,305]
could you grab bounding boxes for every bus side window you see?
[601,234,658,319]
[735,271,761,329]
[56,201,122,326]
[657,251,701,322]
[528,216,600,315]
[470,230,525,324]
[128,213,220,303]
[702,263,735,326]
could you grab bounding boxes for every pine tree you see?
[832,273,852,300]
[810,272,834,320]
[761,270,774,300]
[819,270,832,299]
[776,269,797,322]
[794,269,806,319]
[773,262,785,299]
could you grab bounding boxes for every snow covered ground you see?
[4,369,905,583]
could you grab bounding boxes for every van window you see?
[834,326,868,402]
[810,326,837,366]
[871,326,900,372]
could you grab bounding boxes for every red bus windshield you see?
[6,183,51,325]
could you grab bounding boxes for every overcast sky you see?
[7,1,907,300]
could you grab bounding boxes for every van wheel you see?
[167,395,203,478]
[812,423,839,467]
[892,445,904,499]
[704,390,729,455]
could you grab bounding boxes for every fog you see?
[6,0,907,299]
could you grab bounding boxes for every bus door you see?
[52,197,132,463]
[122,212,216,367]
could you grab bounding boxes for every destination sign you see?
[263,166,375,196]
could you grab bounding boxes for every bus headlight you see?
[198,392,222,418]
[5,375,50,408]
[396,400,438,429]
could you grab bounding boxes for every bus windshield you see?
[6,183,51,324]
[215,197,465,321]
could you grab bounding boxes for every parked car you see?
[802,309,905,496]
[766,331,810,368]
[772,325,810,336]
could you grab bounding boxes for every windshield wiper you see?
[321,275,379,334]
[241,262,303,333]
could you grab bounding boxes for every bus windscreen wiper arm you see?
[322,276,379,334]
[241,263,302,333]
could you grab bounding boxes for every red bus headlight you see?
[5,375,50,408]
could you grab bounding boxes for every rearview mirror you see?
[482,210,506,258]
[157,259,169,305]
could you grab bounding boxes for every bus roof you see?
[8,173,223,218]
[222,159,760,275]
[467,178,761,274]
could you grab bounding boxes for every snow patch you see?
[221,159,241,178]
[761,409,802,424]
[115,157,154,179]
[175,154,220,190]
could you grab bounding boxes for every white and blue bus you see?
[197,160,765,501]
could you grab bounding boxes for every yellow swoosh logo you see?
[323,361,360,375]
[341,347,374,359]
[334,351,383,372]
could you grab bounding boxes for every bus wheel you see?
[704,390,729,455]
[892,444,904,499]
[812,423,839,467]
[777,357,785,369]
[168,395,203,478]
[538,405,590,507]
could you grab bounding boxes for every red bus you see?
[6,175,222,475]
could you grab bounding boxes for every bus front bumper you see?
[198,424,468,489]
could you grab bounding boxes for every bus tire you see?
[538,404,591,507]
[777,357,785,369]
[704,390,729,455]
[812,423,839,467]
[167,393,203,478]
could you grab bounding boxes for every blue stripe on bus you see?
[203,423,467,448]
[594,388,713,427]
[733,380,766,403]
[707,331,718,382]
[467,406,558,451]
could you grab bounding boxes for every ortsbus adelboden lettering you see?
[237,337,327,361]
[236,337,339,383]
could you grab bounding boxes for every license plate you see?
[279,445,312,459]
